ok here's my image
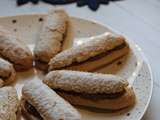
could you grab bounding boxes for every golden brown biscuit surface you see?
[0,58,16,87]
[0,26,33,71]
[49,33,129,71]
[43,70,135,111]
[43,70,129,94]
[0,87,19,120]
[22,80,81,120]
[34,8,69,71]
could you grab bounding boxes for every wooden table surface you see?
[0,0,159,119]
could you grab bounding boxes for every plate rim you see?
[0,13,153,120]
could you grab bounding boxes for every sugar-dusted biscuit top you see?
[43,70,129,94]
[34,8,69,64]
[0,26,33,71]
[0,58,16,86]
[0,87,19,120]
[49,32,128,70]
[22,80,81,120]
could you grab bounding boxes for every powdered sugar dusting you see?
[44,70,128,94]
[49,32,126,70]
[22,80,81,120]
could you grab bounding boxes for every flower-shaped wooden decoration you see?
[17,0,122,11]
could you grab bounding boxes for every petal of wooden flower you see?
[100,0,109,4]
[30,0,39,4]
[77,0,87,7]
[17,0,29,6]
[88,0,100,11]
[42,0,76,4]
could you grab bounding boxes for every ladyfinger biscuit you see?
[22,80,81,120]
[49,32,129,71]
[0,58,16,87]
[43,70,135,111]
[0,87,20,120]
[43,70,129,94]
[34,9,69,71]
[0,26,33,71]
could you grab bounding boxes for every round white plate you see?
[0,14,153,120]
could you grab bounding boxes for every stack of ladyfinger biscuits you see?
[0,15,33,120]
[0,8,135,120]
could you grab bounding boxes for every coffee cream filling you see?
[24,100,43,120]
[55,89,126,100]
[54,42,127,70]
